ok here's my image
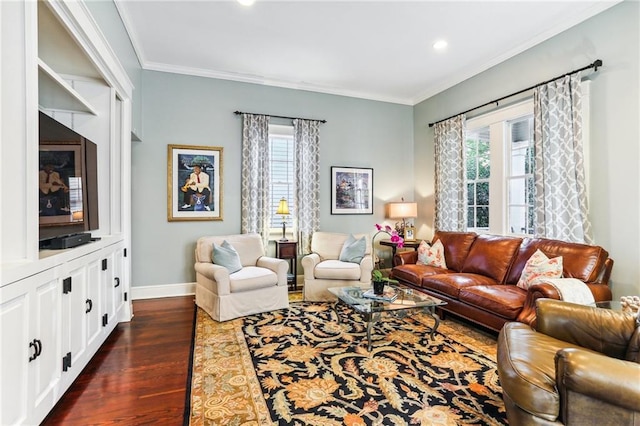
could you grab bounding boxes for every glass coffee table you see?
[328,285,447,351]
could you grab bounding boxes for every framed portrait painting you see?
[38,142,83,227]
[167,144,223,221]
[331,166,373,215]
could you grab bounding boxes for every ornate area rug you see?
[186,302,506,426]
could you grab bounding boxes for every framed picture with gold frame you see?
[404,226,416,241]
[167,144,223,221]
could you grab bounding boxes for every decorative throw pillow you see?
[212,240,243,273]
[516,249,563,290]
[416,239,447,269]
[339,234,366,264]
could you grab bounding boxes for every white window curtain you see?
[293,119,321,254]
[240,114,271,248]
[434,114,466,231]
[533,74,592,243]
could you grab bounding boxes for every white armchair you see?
[302,232,374,301]
[194,233,289,321]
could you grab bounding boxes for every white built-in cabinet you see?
[0,1,134,425]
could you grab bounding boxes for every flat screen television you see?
[38,112,99,246]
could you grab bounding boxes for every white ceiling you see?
[115,0,619,105]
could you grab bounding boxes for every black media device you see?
[41,232,93,250]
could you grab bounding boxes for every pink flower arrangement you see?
[374,224,404,248]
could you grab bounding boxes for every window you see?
[269,125,295,231]
[465,101,534,235]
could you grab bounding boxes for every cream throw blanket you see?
[538,278,595,305]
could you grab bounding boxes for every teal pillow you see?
[339,234,366,264]
[212,240,242,273]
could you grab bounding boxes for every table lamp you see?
[276,198,290,241]
[386,198,417,237]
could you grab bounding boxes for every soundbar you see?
[41,232,92,250]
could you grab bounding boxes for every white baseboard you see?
[131,282,196,300]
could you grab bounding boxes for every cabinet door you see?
[31,276,62,421]
[113,247,124,316]
[0,283,31,426]
[86,257,102,349]
[101,253,115,328]
[61,262,88,377]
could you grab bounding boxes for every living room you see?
[1,0,639,425]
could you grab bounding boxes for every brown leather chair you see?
[497,299,640,425]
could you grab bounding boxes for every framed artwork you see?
[404,226,416,241]
[167,144,223,221]
[331,166,373,215]
[39,142,84,227]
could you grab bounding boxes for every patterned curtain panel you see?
[241,114,271,248]
[434,114,466,232]
[533,74,592,243]
[293,119,321,254]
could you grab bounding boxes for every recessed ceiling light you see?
[237,0,255,6]
[433,40,448,50]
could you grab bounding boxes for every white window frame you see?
[268,124,295,238]
[465,100,534,235]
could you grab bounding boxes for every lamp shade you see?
[386,201,417,219]
[276,198,290,215]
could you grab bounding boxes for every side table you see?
[275,240,298,291]
[379,240,421,257]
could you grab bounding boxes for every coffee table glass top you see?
[328,285,446,314]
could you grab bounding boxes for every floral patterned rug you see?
[186,302,506,426]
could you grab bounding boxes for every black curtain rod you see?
[428,59,603,128]
[234,110,327,124]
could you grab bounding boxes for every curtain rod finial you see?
[593,59,603,71]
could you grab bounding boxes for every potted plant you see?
[371,269,398,295]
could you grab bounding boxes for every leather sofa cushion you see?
[462,234,523,283]
[432,231,477,272]
[422,273,497,299]
[459,285,526,320]
[506,237,609,284]
[392,264,451,287]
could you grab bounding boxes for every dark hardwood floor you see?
[42,296,196,425]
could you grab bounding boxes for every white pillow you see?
[517,249,563,290]
[416,239,447,269]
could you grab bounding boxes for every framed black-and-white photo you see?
[167,144,223,221]
[404,226,416,241]
[331,166,373,215]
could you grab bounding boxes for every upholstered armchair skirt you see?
[302,231,374,302]
[194,234,289,321]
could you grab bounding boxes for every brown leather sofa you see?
[497,299,640,425]
[391,231,613,331]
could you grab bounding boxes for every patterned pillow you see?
[517,249,563,290]
[416,239,447,269]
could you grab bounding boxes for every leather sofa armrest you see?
[301,253,320,279]
[515,282,562,327]
[556,348,640,414]
[536,299,636,357]
[393,251,417,266]
[194,262,231,295]
[257,256,288,286]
